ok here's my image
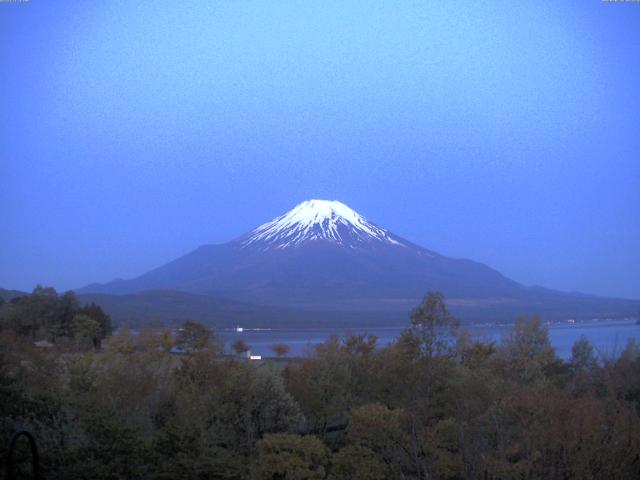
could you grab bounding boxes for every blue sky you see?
[1,1,639,299]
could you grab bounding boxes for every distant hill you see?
[76,290,406,329]
[75,289,640,329]
[5,285,638,330]
[0,288,27,302]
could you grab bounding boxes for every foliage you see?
[1,291,639,479]
[0,286,112,348]
[72,314,101,349]
[498,314,562,383]
[78,302,113,346]
[570,334,598,373]
[401,291,460,359]
[329,444,389,480]
[175,319,215,353]
[255,433,330,480]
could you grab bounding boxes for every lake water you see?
[220,319,640,360]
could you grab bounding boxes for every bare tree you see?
[271,343,290,358]
[232,338,250,356]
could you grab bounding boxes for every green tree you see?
[284,337,353,436]
[618,338,640,364]
[72,314,101,349]
[175,320,213,353]
[255,433,330,480]
[348,403,413,478]
[401,292,460,359]
[0,286,57,339]
[54,290,79,339]
[330,444,390,480]
[77,302,113,347]
[0,286,81,342]
[570,335,598,374]
[499,315,560,383]
[611,339,640,415]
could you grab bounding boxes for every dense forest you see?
[1,288,639,479]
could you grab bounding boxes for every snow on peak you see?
[241,199,405,249]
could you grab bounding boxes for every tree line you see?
[0,286,112,349]
[1,290,639,479]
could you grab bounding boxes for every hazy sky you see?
[1,1,639,299]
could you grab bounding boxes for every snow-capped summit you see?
[241,199,405,250]
[79,200,640,323]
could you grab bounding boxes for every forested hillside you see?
[1,291,639,479]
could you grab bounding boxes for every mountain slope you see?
[80,200,523,305]
[79,200,640,320]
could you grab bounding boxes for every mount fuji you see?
[79,200,640,324]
